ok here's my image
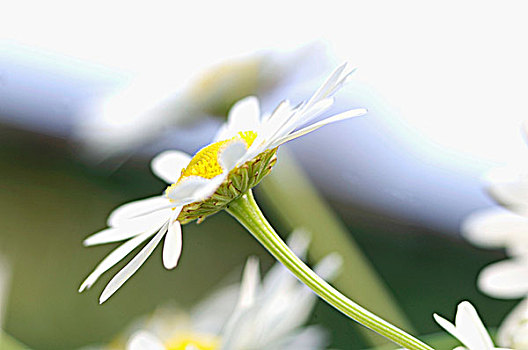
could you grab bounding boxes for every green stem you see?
[226,190,433,350]
[259,150,414,346]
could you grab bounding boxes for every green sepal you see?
[176,148,277,224]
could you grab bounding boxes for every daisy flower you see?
[79,63,366,303]
[433,301,509,350]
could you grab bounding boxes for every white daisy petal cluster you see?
[433,301,510,350]
[93,231,341,350]
[462,132,528,348]
[80,64,365,303]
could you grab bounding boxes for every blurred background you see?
[1,1,527,349]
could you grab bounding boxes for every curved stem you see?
[226,190,433,350]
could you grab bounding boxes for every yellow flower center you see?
[177,131,257,181]
[166,333,220,350]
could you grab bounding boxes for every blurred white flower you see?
[462,130,528,349]
[80,64,365,303]
[76,44,326,158]
[461,131,528,298]
[433,301,509,350]
[93,231,341,350]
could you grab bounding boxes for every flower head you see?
[433,301,508,350]
[80,64,365,303]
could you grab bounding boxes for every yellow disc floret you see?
[177,131,257,181]
[166,333,220,350]
[163,129,276,224]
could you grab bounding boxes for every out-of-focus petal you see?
[238,257,260,309]
[497,298,528,348]
[462,209,528,251]
[485,167,528,214]
[228,97,261,132]
[479,259,528,298]
[434,301,495,350]
[454,301,495,350]
[214,96,261,141]
[127,330,165,350]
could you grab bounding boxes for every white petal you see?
[218,139,248,170]
[434,304,495,350]
[265,100,293,123]
[497,297,528,346]
[238,256,260,309]
[151,150,191,183]
[190,284,240,334]
[127,330,165,350]
[287,228,311,259]
[289,97,335,127]
[107,196,172,227]
[488,182,528,212]
[258,98,334,151]
[270,108,367,148]
[248,100,293,153]
[462,209,528,250]
[83,227,141,246]
[84,209,169,246]
[163,209,183,269]
[166,175,225,204]
[99,223,168,303]
[79,228,158,292]
[279,326,329,350]
[227,96,260,132]
[485,167,528,213]
[454,301,495,350]
[434,313,460,342]
[314,253,343,281]
[215,96,261,141]
[479,259,528,298]
[305,63,349,107]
